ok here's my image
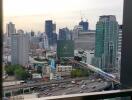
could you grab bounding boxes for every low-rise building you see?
[74,50,94,64]
[56,65,72,77]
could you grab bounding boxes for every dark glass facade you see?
[57,40,74,58]
[79,20,89,31]
[45,20,53,46]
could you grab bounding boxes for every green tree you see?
[5,65,21,75]
[71,70,77,77]
[5,64,29,80]
[14,67,29,80]
[71,68,90,78]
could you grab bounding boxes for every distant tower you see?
[45,20,53,46]
[31,30,35,37]
[52,23,57,45]
[6,22,16,37]
[53,23,56,33]
[59,28,71,40]
[39,32,49,50]
[79,19,89,31]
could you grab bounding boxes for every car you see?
[27,81,35,84]
[97,78,102,82]
[68,88,72,90]
[80,91,83,93]
[92,86,96,89]
[71,81,75,84]
[39,89,44,91]
[47,93,52,96]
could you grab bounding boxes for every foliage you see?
[14,67,29,80]
[71,68,89,78]
[5,65,21,75]
[5,64,29,80]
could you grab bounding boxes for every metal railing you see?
[36,89,132,100]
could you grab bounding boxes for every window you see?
[2,0,132,100]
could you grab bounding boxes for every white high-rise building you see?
[11,33,29,66]
[72,25,83,40]
[39,32,49,50]
[6,22,16,37]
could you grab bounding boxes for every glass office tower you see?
[95,15,119,71]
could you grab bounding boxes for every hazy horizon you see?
[4,0,123,33]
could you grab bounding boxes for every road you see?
[3,77,90,91]
[37,79,110,97]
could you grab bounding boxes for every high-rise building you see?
[57,40,74,58]
[6,22,16,37]
[94,15,119,71]
[117,25,122,76]
[79,20,89,31]
[31,30,35,37]
[11,33,29,66]
[53,33,57,45]
[17,29,24,34]
[74,30,95,50]
[59,27,71,40]
[118,25,122,53]
[45,20,53,46]
[53,23,56,33]
[72,25,83,40]
[39,32,49,50]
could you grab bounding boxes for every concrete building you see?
[39,32,49,50]
[56,65,72,77]
[118,30,122,53]
[3,34,11,48]
[53,23,56,33]
[74,50,94,65]
[74,30,95,50]
[94,15,119,71]
[11,33,29,66]
[6,22,16,37]
[72,25,83,40]
[17,29,24,34]
[31,30,35,37]
[117,26,122,77]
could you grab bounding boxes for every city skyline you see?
[4,0,123,33]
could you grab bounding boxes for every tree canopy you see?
[71,68,90,78]
[5,65,29,80]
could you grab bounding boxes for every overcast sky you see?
[3,0,124,33]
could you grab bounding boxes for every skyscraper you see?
[59,27,71,40]
[39,32,49,50]
[79,20,89,31]
[53,33,57,45]
[31,30,35,37]
[11,33,29,66]
[52,23,57,45]
[52,23,56,33]
[94,15,119,71]
[57,40,74,58]
[6,22,16,37]
[72,25,83,40]
[45,20,53,46]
